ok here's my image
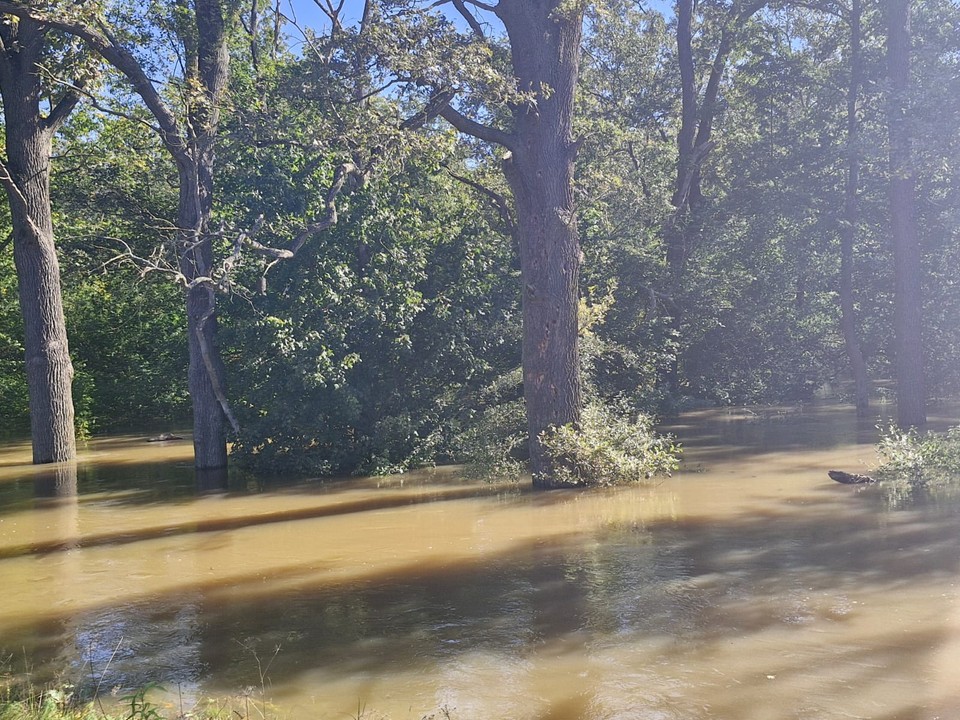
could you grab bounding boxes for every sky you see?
[284,0,675,36]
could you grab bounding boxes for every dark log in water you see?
[147,433,184,442]
[828,469,877,484]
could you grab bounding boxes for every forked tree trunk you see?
[840,0,870,417]
[886,0,926,429]
[0,18,77,464]
[498,0,584,487]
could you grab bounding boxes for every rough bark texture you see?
[886,0,926,429]
[839,0,871,417]
[438,0,584,486]
[0,18,77,464]
[178,0,233,470]
[495,0,584,487]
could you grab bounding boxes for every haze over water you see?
[2,404,960,719]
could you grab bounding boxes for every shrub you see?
[876,424,960,487]
[538,401,680,487]
[454,399,528,481]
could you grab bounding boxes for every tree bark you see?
[499,0,584,487]
[178,159,228,469]
[440,0,584,486]
[839,0,870,417]
[886,0,926,428]
[0,17,77,464]
[177,0,233,470]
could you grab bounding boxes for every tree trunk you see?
[177,0,233,470]
[498,0,584,487]
[0,2,235,469]
[177,161,228,469]
[839,0,870,417]
[886,0,925,428]
[0,18,77,464]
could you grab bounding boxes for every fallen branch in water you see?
[828,470,877,485]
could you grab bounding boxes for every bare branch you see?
[450,0,485,38]
[462,0,498,12]
[447,168,516,236]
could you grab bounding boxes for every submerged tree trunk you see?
[440,0,585,486]
[0,18,78,464]
[839,0,870,417]
[0,0,237,471]
[178,160,228,470]
[886,0,925,429]
[499,1,584,487]
[177,0,233,470]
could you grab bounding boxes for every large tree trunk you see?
[177,161,228,470]
[499,0,584,487]
[0,18,77,464]
[177,0,233,471]
[840,0,870,417]
[886,0,926,429]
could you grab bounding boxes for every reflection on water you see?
[2,407,960,719]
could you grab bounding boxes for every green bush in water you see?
[876,425,960,487]
[538,401,680,487]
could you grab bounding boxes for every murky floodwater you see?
[3,405,960,720]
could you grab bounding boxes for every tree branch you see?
[0,156,45,238]
[450,0,485,37]
[446,168,516,236]
[44,82,84,134]
[0,2,187,160]
[462,0,498,12]
[401,89,455,130]
[671,140,716,215]
[439,104,517,151]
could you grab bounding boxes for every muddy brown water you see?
[3,405,960,719]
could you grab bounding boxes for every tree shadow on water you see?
[4,483,960,718]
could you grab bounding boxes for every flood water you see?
[3,405,960,719]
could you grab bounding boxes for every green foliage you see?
[0,675,96,720]
[450,370,527,481]
[225,148,523,476]
[1,0,956,480]
[0,242,29,437]
[52,110,189,434]
[119,685,164,720]
[876,425,960,488]
[538,402,680,487]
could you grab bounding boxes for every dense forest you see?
[0,0,958,486]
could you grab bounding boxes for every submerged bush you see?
[538,402,680,487]
[454,398,528,481]
[876,425,960,487]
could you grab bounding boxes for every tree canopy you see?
[0,0,957,485]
